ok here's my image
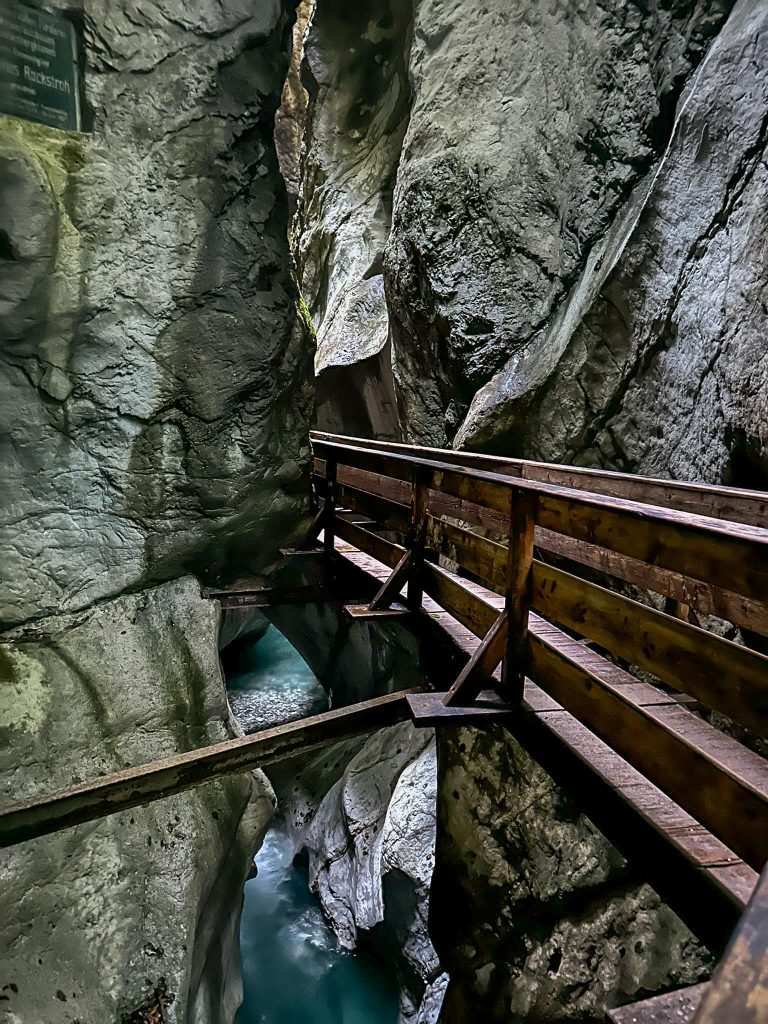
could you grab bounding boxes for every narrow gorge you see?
[0,1,766,1023]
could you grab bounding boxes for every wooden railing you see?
[1,429,765,1017]
[311,430,768,1010]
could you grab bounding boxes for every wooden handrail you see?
[312,430,768,527]
[316,433,768,873]
[312,438,768,604]
[328,466,768,636]
[0,690,419,849]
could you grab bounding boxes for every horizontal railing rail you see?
[312,430,768,528]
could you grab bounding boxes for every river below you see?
[228,625,400,1024]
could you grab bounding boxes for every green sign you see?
[0,1,81,132]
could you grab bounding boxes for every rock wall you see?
[0,3,314,1021]
[272,725,446,1024]
[295,0,411,439]
[0,577,276,1024]
[489,0,768,479]
[296,0,767,484]
[0,0,314,630]
[387,0,734,450]
[432,726,711,1023]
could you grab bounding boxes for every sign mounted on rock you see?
[0,0,81,132]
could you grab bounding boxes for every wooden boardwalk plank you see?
[0,690,419,849]
[333,530,759,948]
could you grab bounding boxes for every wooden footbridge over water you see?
[2,431,767,1022]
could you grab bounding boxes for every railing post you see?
[407,469,428,610]
[502,489,536,703]
[324,456,337,557]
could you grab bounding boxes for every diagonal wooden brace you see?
[369,550,413,611]
[442,609,509,706]
[301,504,328,549]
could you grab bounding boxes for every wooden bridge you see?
[2,430,767,1022]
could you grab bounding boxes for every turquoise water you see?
[227,625,400,1024]
[235,827,399,1024]
[227,625,330,733]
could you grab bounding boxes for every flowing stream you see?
[227,625,400,1024]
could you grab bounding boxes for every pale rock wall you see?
[0,0,314,629]
[0,577,276,1024]
[274,724,445,1024]
[295,0,411,439]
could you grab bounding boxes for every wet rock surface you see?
[0,0,313,629]
[296,0,767,482]
[272,724,445,1024]
[295,0,411,439]
[506,0,768,479]
[0,576,275,1024]
[387,0,732,449]
[432,726,712,1022]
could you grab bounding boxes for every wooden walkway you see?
[310,431,768,1021]
[2,429,767,1020]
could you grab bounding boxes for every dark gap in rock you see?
[0,228,17,261]
[724,426,768,491]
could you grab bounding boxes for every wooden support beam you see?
[502,491,536,703]
[323,457,337,556]
[691,861,768,1024]
[206,585,331,608]
[409,690,515,725]
[407,472,428,610]
[0,690,420,849]
[370,550,412,610]
[442,610,509,706]
[343,603,411,620]
[301,504,327,549]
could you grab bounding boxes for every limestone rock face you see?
[496,0,768,480]
[432,726,712,1022]
[0,577,276,1024]
[274,724,446,1024]
[296,0,411,439]
[386,0,731,448]
[0,0,314,629]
